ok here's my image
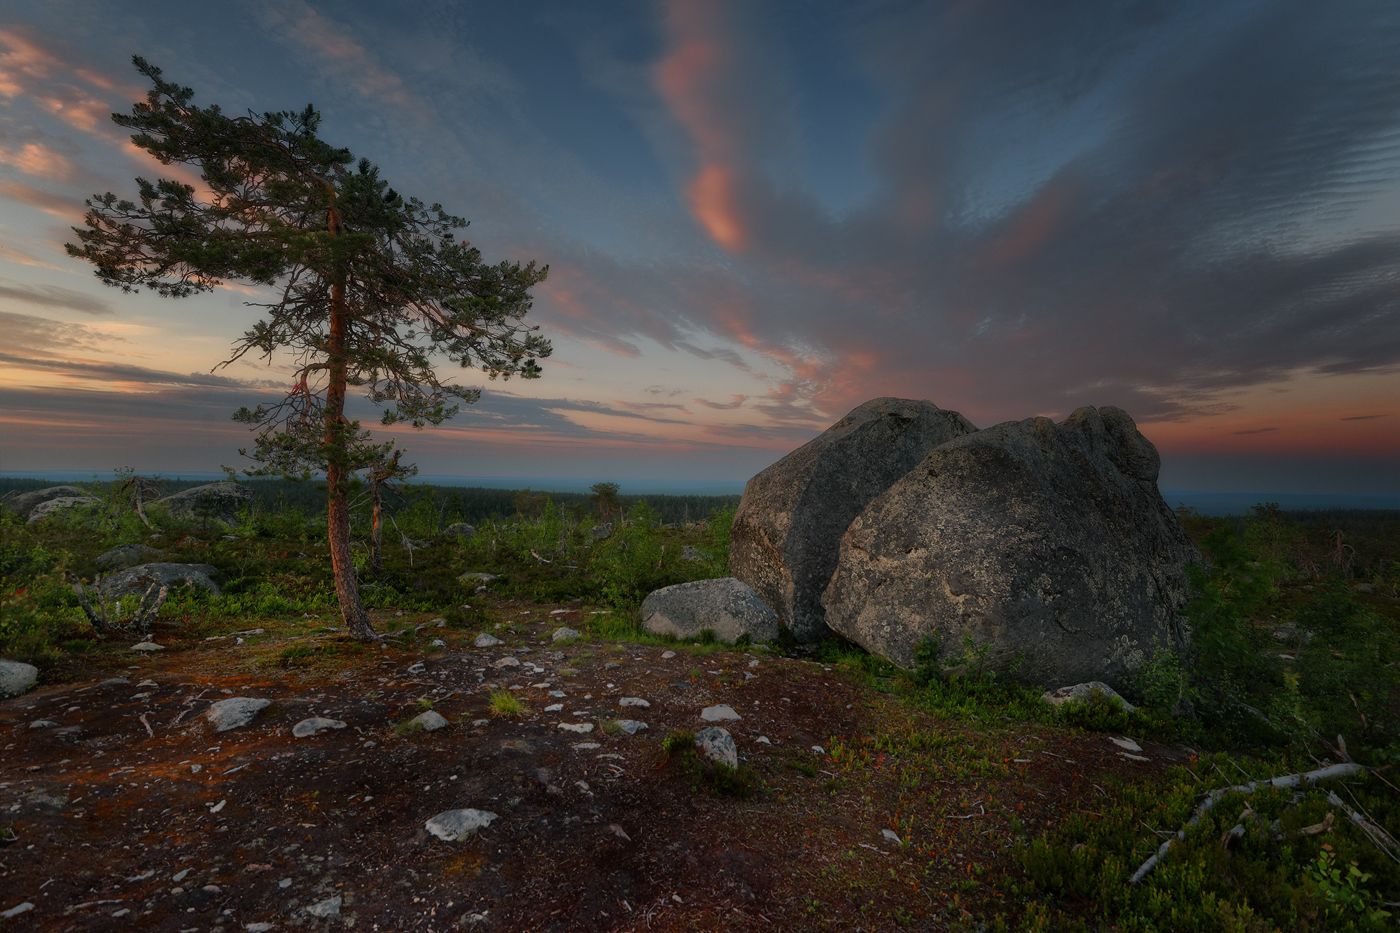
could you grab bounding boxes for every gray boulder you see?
[694,726,738,769]
[26,496,101,524]
[729,398,977,641]
[99,563,220,600]
[426,808,497,841]
[3,485,87,520]
[205,697,271,732]
[1043,682,1137,713]
[154,482,253,526]
[95,543,163,571]
[640,578,780,644]
[0,659,39,698]
[823,406,1197,688]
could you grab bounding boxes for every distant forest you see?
[0,475,738,526]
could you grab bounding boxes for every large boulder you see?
[2,486,87,520]
[95,543,163,571]
[729,398,977,641]
[25,496,101,524]
[640,577,781,644]
[822,407,1197,688]
[99,562,221,600]
[154,482,253,526]
[0,660,39,698]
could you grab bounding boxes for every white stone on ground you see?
[558,722,594,734]
[882,829,901,845]
[1109,736,1143,753]
[694,726,738,769]
[406,710,449,732]
[292,717,347,738]
[700,704,740,722]
[613,720,648,735]
[494,657,521,669]
[545,704,564,712]
[474,633,502,648]
[661,650,676,659]
[0,659,38,698]
[205,697,271,732]
[552,626,581,642]
[619,697,650,708]
[305,895,342,918]
[426,808,498,841]
[130,642,164,653]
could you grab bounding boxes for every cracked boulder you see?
[823,406,1197,688]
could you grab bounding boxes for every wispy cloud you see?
[0,280,111,315]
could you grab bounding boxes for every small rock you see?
[700,704,741,722]
[545,704,564,712]
[613,720,648,735]
[1042,681,1137,713]
[0,659,39,698]
[1109,736,1143,753]
[172,868,191,882]
[426,808,498,841]
[205,697,271,732]
[246,924,275,932]
[882,829,901,845]
[494,656,521,669]
[305,894,342,919]
[406,662,426,674]
[756,735,771,745]
[292,717,347,738]
[551,627,581,643]
[607,823,631,842]
[2,902,35,919]
[811,745,826,755]
[405,710,449,733]
[661,650,676,659]
[130,641,165,653]
[558,722,594,734]
[28,719,57,729]
[619,697,650,708]
[474,633,502,648]
[430,638,446,649]
[694,726,739,769]
[572,742,600,750]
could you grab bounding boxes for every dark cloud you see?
[0,279,112,315]
[694,394,746,410]
[1341,413,1389,421]
[1232,427,1279,436]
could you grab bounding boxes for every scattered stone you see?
[1109,736,1143,753]
[29,719,56,729]
[613,719,648,735]
[882,829,901,845]
[26,495,101,524]
[304,894,342,919]
[1042,682,1138,713]
[604,661,621,670]
[172,868,191,882]
[661,650,676,659]
[558,722,594,734]
[545,704,563,712]
[494,656,521,669]
[205,697,271,732]
[130,641,165,653]
[824,406,1198,685]
[426,808,497,841]
[700,704,741,722]
[474,633,502,648]
[1,902,35,919]
[1121,752,1151,762]
[551,626,581,643]
[730,397,977,641]
[154,482,253,526]
[246,923,275,932]
[406,662,426,674]
[607,823,631,842]
[694,727,738,769]
[430,638,446,649]
[0,659,39,697]
[404,710,449,733]
[640,577,781,645]
[572,742,600,750]
[619,697,650,708]
[292,717,347,738]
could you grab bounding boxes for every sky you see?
[1,0,1398,495]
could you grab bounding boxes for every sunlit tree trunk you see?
[370,480,384,576]
[324,196,376,640]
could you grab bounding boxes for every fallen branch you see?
[1129,762,1365,884]
[1327,790,1400,866]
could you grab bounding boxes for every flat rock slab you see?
[0,659,39,698]
[426,808,498,841]
[700,704,741,722]
[206,698,271,732]
[26,496,100,524]
[695,726,738,769]
[293,717,347,738]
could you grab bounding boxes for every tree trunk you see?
[324,196,376,641]
[370,482,383,575]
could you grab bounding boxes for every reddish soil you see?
[0,604,1177,931]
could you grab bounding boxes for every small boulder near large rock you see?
[95,543,163,571]
[1043,682,1137,713]
[2,485,86,520]
[694,726,738,769]
[729,398,977,642]
[0,659,39,698]
[823,406,1197,687]
[26,496,101,524]
[154,481,253,526]
[640,578,780,644]
[98,563,220,600]
[206,697,271,732]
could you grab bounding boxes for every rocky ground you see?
[1,599,1179,931]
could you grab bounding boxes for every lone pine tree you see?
[68,57,551,640]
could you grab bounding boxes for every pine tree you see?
[67,57,551,639]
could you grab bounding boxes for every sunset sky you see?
[1,0,1398,495]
